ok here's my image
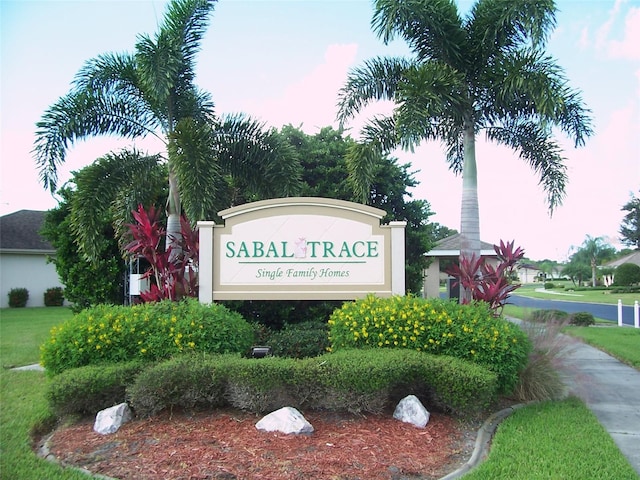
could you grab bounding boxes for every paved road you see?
[509,294,638,326]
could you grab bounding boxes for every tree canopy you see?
[620,191,640,249]
[34,0,301,258]
[336,0,593,300]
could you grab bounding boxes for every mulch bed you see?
[41,409,479,479]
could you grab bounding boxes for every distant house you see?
[422,234,498,298]
[516,263,542,284]
[0,210,64,307]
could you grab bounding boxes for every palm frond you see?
[480,49,593,147]
[486,121,567,214]
[337,56,413,123]
[170,117,225,221]
[372,0,466,65]
[467,0,556,62]
[215,114,303,200]
[345,141,386,203]
[70,150,165,261]
[33,89,162,192]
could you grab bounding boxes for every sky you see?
[1,0,639,262]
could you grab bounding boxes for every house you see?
[0,210,64,307]
[516,263,543,284]
[422,234,499,298]
[605,250,640,269]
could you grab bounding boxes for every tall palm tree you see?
[337,0,593,297]
[33,0,301,259]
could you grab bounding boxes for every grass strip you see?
[463,397,639,479]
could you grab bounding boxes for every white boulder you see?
[393,394,430,428]
[93,403,132,435]
[255,406,314,435]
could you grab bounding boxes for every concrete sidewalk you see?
[558,339,640,476]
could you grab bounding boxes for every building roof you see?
[0,210,54,252]
[425,233,496,257]
[605,250,640,268]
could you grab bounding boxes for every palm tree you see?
[578,235,616,287]
[337,0,593,298]
[33,0,301,259]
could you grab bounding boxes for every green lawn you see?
[0,307,89,480]
[1,305,638,479]
[0,307,73,368]
[463,398,639,479]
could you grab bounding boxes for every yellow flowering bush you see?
[40,298,254,376]
[328,295,531,393]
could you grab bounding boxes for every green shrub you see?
[223,356,302,413]
[544,282,555,289]
[610,286,640,294]
[614,263,640,286]
[127,354,229,417]
[528,309,570,323]
[8,288,29,308]
[125,350,498,418]
[328,295,530,394]
[44,287,64,306]
[265,321,329,358]
[47,360,145,416]
[40,298,254,376]
[569,311,595,326]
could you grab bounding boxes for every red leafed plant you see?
[125,205,199,302]
[445,240,525,314]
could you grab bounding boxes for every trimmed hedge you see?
[328,295,530,394]
[47,360,146,416]
[40,298,254,376]
[74,350,499,418]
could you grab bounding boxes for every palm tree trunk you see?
[166,167,183,261]
[460,119,480,302]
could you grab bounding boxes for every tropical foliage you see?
[125,204,198,302]
[445,240,525,314]
[41,185,131,310]
[336,0,593,290]
[33,0,301,260]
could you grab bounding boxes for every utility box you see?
[129,274,150,296]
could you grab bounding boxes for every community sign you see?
[198,197,406,301]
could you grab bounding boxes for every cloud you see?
[607,6,640,60]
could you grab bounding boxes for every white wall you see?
[0,252,63,308]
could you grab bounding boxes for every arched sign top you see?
[198,197,405,302]
[218,197,387,221]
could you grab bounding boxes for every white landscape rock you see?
[255,406,314,435]
[93,403,133,435]
[393,395,430,428]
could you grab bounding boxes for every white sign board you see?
[198,198,406,301]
